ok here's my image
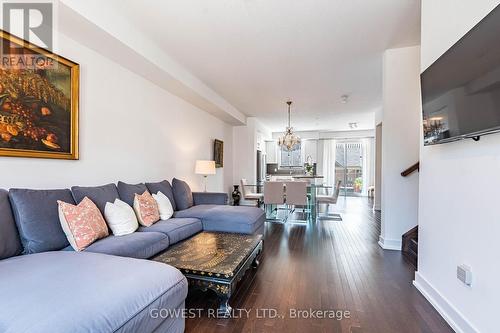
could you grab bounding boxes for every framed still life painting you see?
[0,30,79,159]
[214,139,223,168]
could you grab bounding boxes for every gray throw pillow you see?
[117,181,148,206]
[146,180,177,211]
[71,183,120,215]
[172,178,193,211]
[0,189,22,259]
[9,188,74,254]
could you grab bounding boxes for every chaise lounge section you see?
[0,179,265,332]
[175,205,265,234]
[0,251,188,333]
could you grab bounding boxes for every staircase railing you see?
[401,162,419,177]
[400,162,420,269]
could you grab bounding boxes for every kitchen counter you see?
[292,175,324,179]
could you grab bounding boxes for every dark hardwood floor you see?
[185,197,453,333]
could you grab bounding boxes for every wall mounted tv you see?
[421,5,500,145]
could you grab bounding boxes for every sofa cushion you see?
[146,180,177,211]
[9,188,74,254]
[176,205,265,234]
[139,218,202,244]
[68,231,169,259]
[117,181,148,206]
[0,189,22,259]
[0,251,188,333]
[173,204,218,219]
[71,183,120,215]
[172,178,194,211]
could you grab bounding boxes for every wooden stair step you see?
[409,238,418,254]
[402,226,418,270]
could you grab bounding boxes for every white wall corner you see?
[377,236,401,251]
[380,45,421,249]
[413,272,478,333]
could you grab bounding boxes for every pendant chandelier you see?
[277,100,301,151]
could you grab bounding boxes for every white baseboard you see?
[378,236,401,250]
[413,272,478,333]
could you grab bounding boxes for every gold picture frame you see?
[214,139,223,168]
[0,30,79,160]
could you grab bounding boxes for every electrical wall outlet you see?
[457,264,472,286]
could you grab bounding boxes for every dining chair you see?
[284,181,309,223]
[264,181,286,222]
[316,180,342,220]
[240,179,264,207]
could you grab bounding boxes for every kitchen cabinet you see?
[265,140,277,164]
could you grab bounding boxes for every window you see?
[335,142,363,196]
[280,145,302,167]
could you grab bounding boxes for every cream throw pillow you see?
[153,191,174,220]
[104,199,139,236]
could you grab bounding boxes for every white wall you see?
[233,117,271,185]
[0,32,233,193]
[374,107,383,127]
[374,123,382,210]
[379,46,421,250]
[415,2,500,332]
[233,122,256,185]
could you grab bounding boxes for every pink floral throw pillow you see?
[133,191,160,227]
[57,197,109,251]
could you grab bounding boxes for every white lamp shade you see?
[195,160,216,175]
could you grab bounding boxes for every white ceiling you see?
[110,0,421,131]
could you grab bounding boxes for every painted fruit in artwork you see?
[0,68,70,152]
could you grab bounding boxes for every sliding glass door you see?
[335,142,363,197]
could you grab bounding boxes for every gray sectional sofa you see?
[0,179,265,333]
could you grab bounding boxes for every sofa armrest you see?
[192,192,228,206]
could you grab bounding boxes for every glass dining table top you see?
[246,183,332,188]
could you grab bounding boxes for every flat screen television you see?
[421,4,500,145]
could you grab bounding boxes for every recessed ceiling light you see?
[341,95,349,104]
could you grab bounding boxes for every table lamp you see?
[195,160,216,192]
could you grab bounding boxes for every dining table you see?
[308,184,332,220]
[247,182,332,221]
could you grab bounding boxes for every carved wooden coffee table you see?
[153,232,263,316]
